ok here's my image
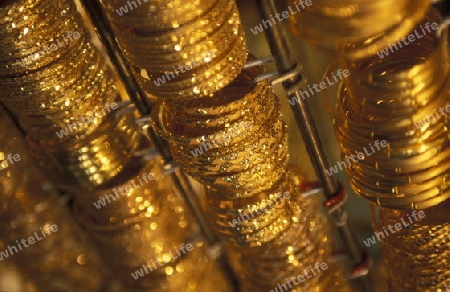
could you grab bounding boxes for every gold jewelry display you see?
[0,0,231,290]
[101,0,352,287]
[6,0,449,290]
[288,0,429,60]
[0,105,109,292]
[372,206,450,291]
[102,0,248,99]
[332,8,450,211]
[290,0,450,290]
[155,66,350,291]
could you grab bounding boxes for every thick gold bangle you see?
[136,29,248,98]
[288,0,430,59]
[104,0,218,31]
[26,112,141,189]
[110,0,233,55]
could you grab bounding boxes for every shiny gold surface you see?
[332,8,450,210]
[101,0,351,289]
[148,51,349,291]
[290,1,450,290]
[4,0,449,290]
[227,166,350,292]
[288,0,430,60]
[373,206,450,291]
[0,105,108,292]
[0,0,126,188]
[0,0,232,291]
[102,0,248,99]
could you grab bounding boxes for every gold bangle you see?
[288,0,430,59]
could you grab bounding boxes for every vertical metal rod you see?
[256,0,372,291]
[78,1,239,290]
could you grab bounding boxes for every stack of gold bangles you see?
[102,0,248,99]
[0,0,232,290]
[72,156,231,290]
[0,105,109,291]
[288,0,429,60]
[223,167,349,292]
[334,8,450,210]
[290,1,450,290]
[152,72,348,289]
[151,65,288,196]
[100,0,352,289]
[0,0,134,189]
[372,206,450,291]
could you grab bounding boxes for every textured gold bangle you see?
[135,29,248,98]
[372,206,450,290]
[26,112,142,189]
[104,0,218,31]
[111,0,234,56]
[288,0,430,59]
[0,0,85,76]
[328,8,450,210]
[104,0,248,99]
